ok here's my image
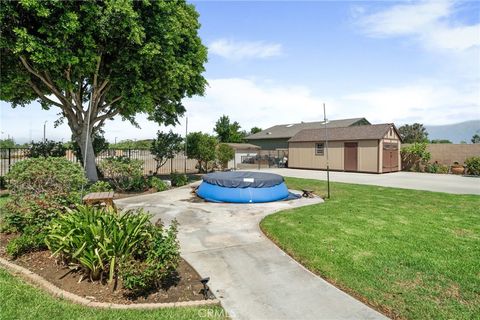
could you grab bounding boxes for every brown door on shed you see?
[344,142,358,171]
[383,142,399,172]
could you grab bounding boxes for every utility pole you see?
[323,103,330,199]
[43,121,47,142]
[184,117,188,173]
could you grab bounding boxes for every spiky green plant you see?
[46,205,153,282]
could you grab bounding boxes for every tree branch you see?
[93,108,121,124]
[19,56,74,109]
[28,80,64,109]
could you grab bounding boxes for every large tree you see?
[214,115,245,143]
[0,0,207,181]
[398,123,429,144]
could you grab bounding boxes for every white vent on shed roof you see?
[286,124,294,127]
[266,132,272,135]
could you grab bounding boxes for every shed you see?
[245,118,371,150]
[223,143,261,169]
[288,124,401,173]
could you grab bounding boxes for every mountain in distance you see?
[425,120,480,143]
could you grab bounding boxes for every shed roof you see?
[223,143,261,150]
[246,118,370,140]
[289,124,401,142]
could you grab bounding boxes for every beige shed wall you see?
[288,140,380,173]
[357,140,379,172]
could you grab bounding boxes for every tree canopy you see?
[214,115,245,143]
[216,143,235,170]
[186,132,217,172]
[471,134,480,144]
[249,127,262,135]
[150,130,183,173]
[398,123,429,144]
[0,0,207,180]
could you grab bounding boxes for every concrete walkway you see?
[251,168,480,195]
[116,186,387,320]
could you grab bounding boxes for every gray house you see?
[245,118,371,150]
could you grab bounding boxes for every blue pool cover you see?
[197,171,290,203]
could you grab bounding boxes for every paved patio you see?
[251,168,480,195]
[116,185,387,320]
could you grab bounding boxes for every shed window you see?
[315,143,324,156]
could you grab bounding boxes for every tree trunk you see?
[77,125,98,182]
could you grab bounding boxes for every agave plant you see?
[46,205,153,282]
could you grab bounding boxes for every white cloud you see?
[342,82,480,125]
[209,39,283,60]
[357,0,480,52]
[3,77,479,144]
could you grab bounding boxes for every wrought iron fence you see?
[0,148,198,176]
[239,149,288,169]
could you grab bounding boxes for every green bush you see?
[88,181,113,193]
[2,196,63,233]
[149,177,169,192]
[401,143,431,172]
[6,157,86,200]
[425,162,449,174]
[464,156,480,176]
[2,157,86,235]
[27,140,66,158]
[121,220,179,292]
[128,176,149,192]
[98,157,143,192]
[46,205,179,288]
[6,230,47,259]
[170,172,188,187]
[216,144,235,170]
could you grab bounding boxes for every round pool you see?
[197,171,289,203]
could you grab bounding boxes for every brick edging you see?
[0,257,219,309]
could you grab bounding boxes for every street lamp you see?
[43,121,48,142]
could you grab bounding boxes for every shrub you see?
[170,171,188,187]
[27,140,66,158]
[98,157,143,192]
[425,162,449,174]
[6,157,86,200]
[149,177,169,192]
[2,197,63,233]
[401,143,431,171]
[2,157,86,235]
[216,144,235,170]
[46,206,179,290]
[6,230,47,258]
[128,176,149,192]
[464,156,480,176]
[88,181,113,193]
[121,220,179,292]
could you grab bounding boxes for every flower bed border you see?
[0,256,219,309]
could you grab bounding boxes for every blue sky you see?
[1,0,479,143]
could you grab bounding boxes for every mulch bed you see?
[0,233,206,304]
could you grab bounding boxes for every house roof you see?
[223,143,261,150]
[289,123,401,142]
[246,118,370,140]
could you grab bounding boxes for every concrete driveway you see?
[252,168,480,195]
[116,186,387,320]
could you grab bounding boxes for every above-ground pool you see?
[197,171,290,203]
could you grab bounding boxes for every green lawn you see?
[261,177,480,320]
[0,267,226,320]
